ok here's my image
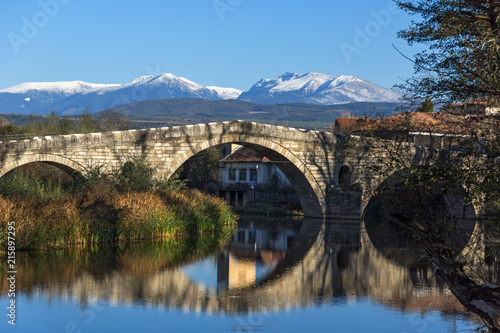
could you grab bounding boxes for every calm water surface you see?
[1,216,480,332]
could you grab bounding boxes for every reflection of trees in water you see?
[0,234,230,294]
[0,218,478,320]
[364,182,477,265]
[363,175,500,310]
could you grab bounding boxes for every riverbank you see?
[0,160,238,251]
[0,189,237,251]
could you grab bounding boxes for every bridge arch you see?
[169,135,326,218]
[0,154,85,178]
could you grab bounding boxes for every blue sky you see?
[0,0,422,91]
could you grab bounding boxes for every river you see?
[0,215,481,332]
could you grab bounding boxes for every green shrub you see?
[0,170,67,201]
[115,156,157,192]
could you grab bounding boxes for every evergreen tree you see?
[47,109,59,134]
[57,117,75,135]
[77,107,99,133]
[418,97,434,113]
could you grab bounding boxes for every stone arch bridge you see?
[0,120,435,218]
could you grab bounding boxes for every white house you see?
[219,146,296,206]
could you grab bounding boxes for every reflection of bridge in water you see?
[5,217,482,317]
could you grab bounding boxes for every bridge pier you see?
[324,189,363,220]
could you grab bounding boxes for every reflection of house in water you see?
[231,223,298,251]
[217,221,299,290]
[219,146,300,207]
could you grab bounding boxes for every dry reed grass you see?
[0,188,237,251]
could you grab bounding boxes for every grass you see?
[0,189,237,250]
[0,161,238,251]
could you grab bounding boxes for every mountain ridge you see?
[238,72,402,105]
[0,72,401,115]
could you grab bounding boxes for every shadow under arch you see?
[0,154,86,179]
[169,136,326,218]
[362,170,477,266]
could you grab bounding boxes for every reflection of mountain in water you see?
[0,217,476,319]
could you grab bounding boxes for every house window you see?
[238,169,247,181]
[229,169,236,181]
[250,169,257,181]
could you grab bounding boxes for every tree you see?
[418,97,434,113]
[57,116,76,135]
[389,1,500,330]
[395,0,500,107]
[24,111,75,136]
[46,109,59,134]
[115,156,157,192]
[179,148,220,193]
[98,109,129,132]
[0,117,23,138]
[77,107,100,134]
[0,116,9,127]
[370,136,500,331]
[26,114,46,135]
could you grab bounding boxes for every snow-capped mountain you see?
[0,81,119,95]
[0,81,120,115]
[237,72,402,105]
[0,72,401,115]
[0,74,243,115]
[206,86,243,100]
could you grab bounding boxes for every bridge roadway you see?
[0,120,430,218]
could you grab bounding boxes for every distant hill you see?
[102,98,401,130]
[0,114,42,127]
[0,99,400,131]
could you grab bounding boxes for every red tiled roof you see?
[221,146,270,163]
[360,112,465,133]
[334,117,374,134]
[449,98,495,107]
